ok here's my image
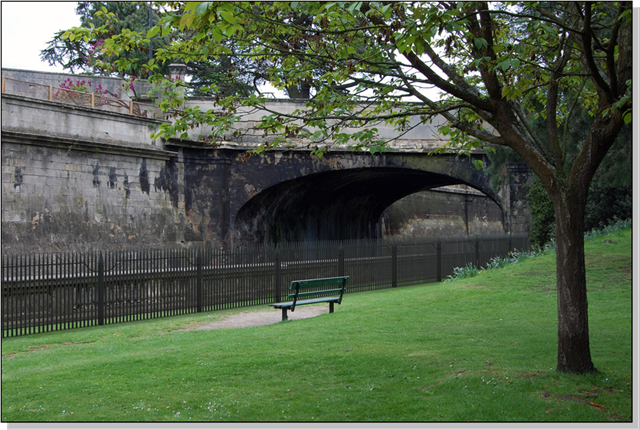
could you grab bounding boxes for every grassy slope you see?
[1,228,632,422]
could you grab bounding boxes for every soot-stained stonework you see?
[2,132,529,253]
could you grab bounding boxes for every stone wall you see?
[2,68,154,100]
[381,187,507,239]
[1,136,199,254]
[1,93,196,254]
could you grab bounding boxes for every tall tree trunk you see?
[551,186,597,374]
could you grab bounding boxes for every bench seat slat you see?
[271,296,341,309]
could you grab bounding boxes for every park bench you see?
[270,276,349,321]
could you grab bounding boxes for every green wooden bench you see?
[270,276,349,321]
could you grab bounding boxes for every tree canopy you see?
[43,1,255,97]
[63,1,633,374]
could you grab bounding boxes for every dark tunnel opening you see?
[234,167,499,244]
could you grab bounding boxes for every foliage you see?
[59,2,632,156]
[41,2,254,97]
[484,146,524,190]
[585,187,632,232]
[583,217,632,240]
[41,2,168,77]
[444,262,479,282]
[526,176,556,247]
[526,178,632,248]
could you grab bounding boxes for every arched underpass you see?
[235,167,504,243]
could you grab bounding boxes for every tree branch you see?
[581,3,614,104]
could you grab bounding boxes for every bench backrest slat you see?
[290,277,348,290]
[288,288,344,300]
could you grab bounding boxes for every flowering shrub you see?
[54,77,122,106]
[122,75,136,92]
[86,40,104,65]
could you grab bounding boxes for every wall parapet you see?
[2,93,166,151]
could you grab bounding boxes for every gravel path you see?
[180,306,329,331]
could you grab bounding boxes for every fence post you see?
[338,242,344,277]
[196,249,203,313]
[48,85,53,101]
[475,234,480,269]
[391,241,397,288]
[508,232,513,254]
[97,253,104,326]
[275,245,281,303]
[437,238,442,282]
[129,100,134,115]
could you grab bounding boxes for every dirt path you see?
[180,306,329,331]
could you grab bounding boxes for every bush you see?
[585,184,632,232]
[525,177,632,248]
[525,177,555,247]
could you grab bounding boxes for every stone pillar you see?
[168,63,188,82]
[499,162,532,234]
[168,63,188,104]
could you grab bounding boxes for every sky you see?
[2,1,80,72]
[0,1,288,94]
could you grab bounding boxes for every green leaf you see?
[211,27,224,43]
[180,13,195,29]
[147,26,160,39]
[347,2,362,13]
[195,2,212,15]
[220,10,236,25]
[473,38,488,50]
[623,111,631,125]
[223,23,237,37]
[498,59,511,71]
[184,2,200,12]
[162,22,172,37]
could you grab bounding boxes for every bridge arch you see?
[234,160,504,243]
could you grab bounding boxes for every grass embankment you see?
[1,228,632,422]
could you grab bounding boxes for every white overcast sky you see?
[0,1,289,95]
[2,1,80,72]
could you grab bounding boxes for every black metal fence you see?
[2,234,530,338]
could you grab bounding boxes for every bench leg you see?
[282,308,288,321]
[329,302,334,313]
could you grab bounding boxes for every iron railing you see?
[2,234,530,337]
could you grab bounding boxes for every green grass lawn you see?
[1,228,632,422]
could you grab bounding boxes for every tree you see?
[487,88,632,245]
[41,2,169,77]
[43,2,255,97]
[64,1,633,374]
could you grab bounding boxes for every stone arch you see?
[234,165,504,243]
